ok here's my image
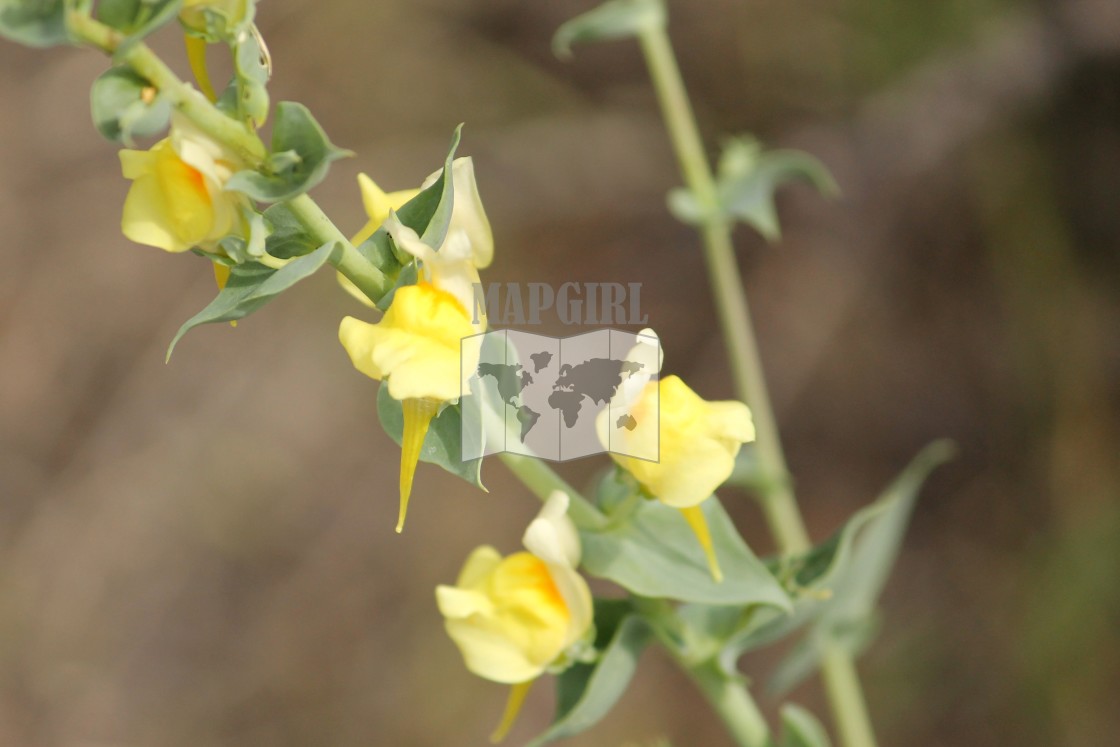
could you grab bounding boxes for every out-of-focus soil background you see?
[2,0,1119,745]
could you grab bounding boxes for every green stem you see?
[820,642,879,747]
[636,22,877,747]
[67,11,266,164]
[634,598,771,747]
[497,452,604,530]
[689,662,773,747]
[284,195,390,302]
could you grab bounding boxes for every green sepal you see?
[0,0,69,47]
[526,599,652,747]
[166,241,340,360]
[552,0,665,58]
[375,384,485,491]
[669,136,839,241]
[580,489,792,607]
[97,0,182,49]
[225,102,350,202]
[779,704,832,747]
[90,65,170,145]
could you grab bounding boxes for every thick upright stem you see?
[636,27,810,554]
[636,22,878,747]
[821,642,880,747]
[634,598,772,747]
[690,663,774,747]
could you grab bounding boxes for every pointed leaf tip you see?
[552,0,666,59]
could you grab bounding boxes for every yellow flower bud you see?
[436,492,593,685]
[119,114,246,254]
[338,283,478,531]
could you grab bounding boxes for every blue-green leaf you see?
[690,441,953,682]
[90,65,170,144]
[670,137,839,241]
[166,241,339,360]
[376,384,484,490]
[97,0,181,48]
[418,123,461,250]
[713,136,839,242]
[580,495,792,607]
[526,600,652,747]
[226,102,350,202]
[0,0,68,47]
[763,440,955,694]
[552,0,665,58]
[779,704,832,747]
[261,203,317,259]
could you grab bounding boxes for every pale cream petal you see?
[443,619,543,684]
[522,491,580,567]
[448,157,493,268]
[435,585,493,619]
[705,399,756,444]
[384,212,436,265]
[457,545,503,587]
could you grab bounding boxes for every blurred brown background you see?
[1,0,1119,745]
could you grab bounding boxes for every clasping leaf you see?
[552,0,665,58]
[225,102,350,202]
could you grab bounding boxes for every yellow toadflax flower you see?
[436,491,593,742]
[338,282,478,532]
[599,374,754,582]
[119,113,247,255]
[338,157,493,307]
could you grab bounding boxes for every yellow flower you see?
[119,114,246,254]
[338,282,478,532]
[599,374,754,581]
[338,157,493,308]
[436,491,593,741]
